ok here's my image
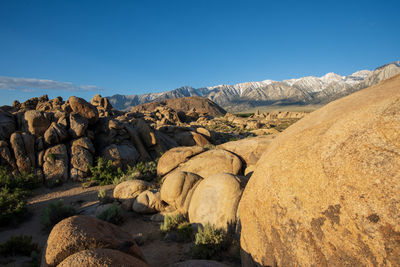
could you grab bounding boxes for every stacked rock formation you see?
[0,94,216,185]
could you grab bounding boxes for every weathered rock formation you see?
[43,215,147,266]
[239,74,400,266]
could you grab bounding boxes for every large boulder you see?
[157,146,204,176]
[132,189,165,214]
[113,180,150,210]
[10,132,35,173]
[160,171,203,215]
[58,248,148,267]
[0,140,17,172]
[0,109,16,140]
[24,110,51,136]
[69,113,89,138]
[44,215,146,266]
[175,149,243,178]
[239,74,400,266]
[188,173,245,229]
[68,96,99,124]
[135,119,157,147]
[70,138,94,174]
[43,144,69,184]
[217,135,275,166]
[102,143,139,168]
[174,131,210,147]
[44,122,69,146]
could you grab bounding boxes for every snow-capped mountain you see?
[107,62,400,112]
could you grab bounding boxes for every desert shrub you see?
[235,113,254,118]
[176,222,193,242]
[0,167,40,227]
[88,157,124,185]
[128,159,158,181]
[203,144,216,150]
[96,205,124,225]
[160,213,187,232]
[0,187,29,227]
[97,188,113,204]
[273,118,300,132]
[0,166,40,190]
[192,223,229,259]
[160,213,193,242]
[0,235,40,257]
[41,200,76,231]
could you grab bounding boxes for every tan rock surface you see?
[157,146,204,176]
[113,180,150,210]
[160,171,203,215]
[132,189,165,214]
[217,135,275,166]
[43,144,69,183]
[239,74,400,266]
[58,248,149,267]
[44,215,146,266]
[10,132,35,173]
[188,173,244,229]
[175,149,243,178]
[24,110,50,136]
[69,96,99,124]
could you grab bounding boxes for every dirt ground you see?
[0,181,240,267]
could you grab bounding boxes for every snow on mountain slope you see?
[107,62,400,111]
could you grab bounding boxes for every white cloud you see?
[0,76,101,92]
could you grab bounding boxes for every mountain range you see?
[107,61,400,112]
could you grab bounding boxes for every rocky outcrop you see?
[58,248,149,267]
[43,215,146,266]
[132,189,165,214]
[44,122,68,146]
[130,96,227,117]
[43,144,69,184]
[113,180,150,210]
[69,113,88,138]
[102,143,139,168]
[24,110,51,136]
[70,137,94,178]
[217,135,275,166]
[239,74,400,266]
[160,171,203,215]
[68,96,99,124]
[157,146,204,176]
[174,149,243,178]
[10,132,35,173]
[188,173,245,230]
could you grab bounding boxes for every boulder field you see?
[239,74,400,266]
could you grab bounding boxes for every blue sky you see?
[0,0,399,105]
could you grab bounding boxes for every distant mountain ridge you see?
[107,62,400,112]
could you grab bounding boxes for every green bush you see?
[0,166,40,190]
[0,235,40,257]
[97,188,113,204]
[192,223,229,259]
[160,213,187,233]
[127,159,158,182]
[88,157,124,185]
[0,167,40,227]
[41,200,76,231]
[0,187,29,227]
[96,205,124,225]
[160,213,193,242]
